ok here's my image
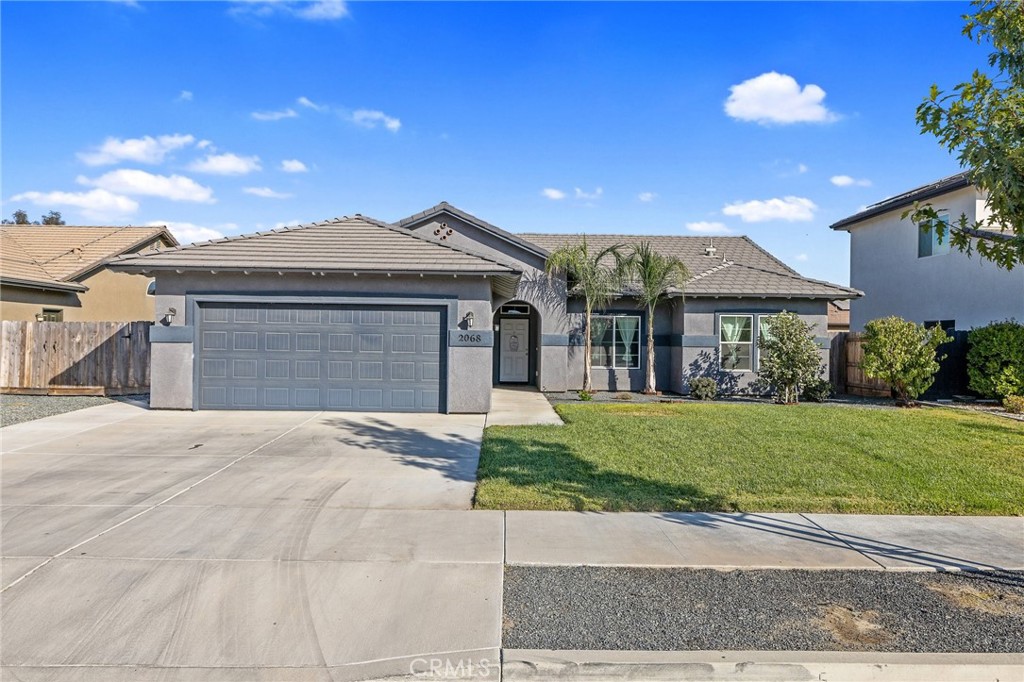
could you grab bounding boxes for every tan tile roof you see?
[111,215,520,275]
[517,233,861,299]
[1,225,176,291]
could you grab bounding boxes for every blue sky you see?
[2,1,982,285]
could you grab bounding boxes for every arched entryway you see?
[492,301,540,386]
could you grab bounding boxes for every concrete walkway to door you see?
[487,387,563,426]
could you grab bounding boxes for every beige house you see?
[0,225,177,322]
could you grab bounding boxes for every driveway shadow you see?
[320,416,481,483]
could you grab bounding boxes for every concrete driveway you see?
[2,402,502,681]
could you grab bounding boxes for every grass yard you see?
[474,403,1024,515]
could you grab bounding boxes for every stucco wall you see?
[150,271,495,413]
[846,186,1024,330]
[0,268,155,322]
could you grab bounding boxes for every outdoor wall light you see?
[464,311,475,328]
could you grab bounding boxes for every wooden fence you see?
[840,332,891,397]
[1,321,151,395]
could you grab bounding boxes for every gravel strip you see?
[503,566,1024,653]
[0,394,142,427]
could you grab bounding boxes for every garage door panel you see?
[196,303,445,412]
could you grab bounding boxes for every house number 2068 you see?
[458,333,482,343]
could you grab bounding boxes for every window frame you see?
[719,313,755,373]
[39,308,63,322]
[917,211,951,258]
[589,313,643,370]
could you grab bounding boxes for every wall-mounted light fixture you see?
[464,311,475,329]
[161,307,177,325]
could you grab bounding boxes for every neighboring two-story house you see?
[0,225,178,322]
[831,172,1023,331]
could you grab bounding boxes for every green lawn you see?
[474,403,1024,515]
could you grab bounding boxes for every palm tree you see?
[628,241,690,394]
[545,237,628,392]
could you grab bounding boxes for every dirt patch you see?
[927,581,1024,617]
[818,605,890,648]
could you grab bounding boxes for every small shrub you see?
[802,378,834,403]
[689,377,718,400]
[967,320,1024,398]
[757,311,824,404]
[614,392,634,401]
[578,390,594,401]
[861,316,949,405]
[1003,395,1024,414]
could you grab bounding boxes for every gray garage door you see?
[196,302,445,412]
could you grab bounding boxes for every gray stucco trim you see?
[151,325,194,343]
[679,335,718,348]
[541,334,569,346]
[185,293,460,329]
[815,336,831,348]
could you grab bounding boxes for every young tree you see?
[545,237,628,392]
[627,241,689,394]
[757,311,823,404]
[908,0,1024,269]
[41,211,65,225]
[861,317,950,406]
[1,209,31,225]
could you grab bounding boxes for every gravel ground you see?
[0,394,145,427]
[503,567,1024,653]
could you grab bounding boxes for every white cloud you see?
[350,109,401,132]
[77,133,195,166]
[830,174,872,187]
[685,221,733,235]
[229,0,349,22]
[77,169,215,203]
[147,220,230,245]
[243,186,294,199]
[725,72,838,125]
[188,153,262,175]
[722,196,817,223]
[638,192,657,203]
[541,188,566,200]
[297,96,328,112]
[251,108,298,122]
[11,189,139,221]
[574,187,603,201]
[280,159,308,173]
[196,139,214,150]
[797,163,809,174]
[795,253,809,262]
[177,90,193,102]
[274,219,303,229]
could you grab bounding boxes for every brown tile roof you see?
[517,233,861,300]
[1,225,176,292]
[398,201,550,259]
[111,215,520,275]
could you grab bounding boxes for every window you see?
[720,314,753,371]
[925,320,956,332]
[918,212,951,258]
[146,280,156,296]
[39,309,63,322]
[590,314,641,369]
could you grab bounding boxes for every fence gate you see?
[0,321,151,395]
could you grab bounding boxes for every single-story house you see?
[0,225,178,322]
[112,202,859,412]
[831,172,1023,331]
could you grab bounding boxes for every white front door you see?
[499,318,530,382]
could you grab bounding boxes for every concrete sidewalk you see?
[486,387,563,426]
[505,511,1024,571]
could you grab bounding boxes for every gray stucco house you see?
[831,172,1024,331]
[113,202,859,413]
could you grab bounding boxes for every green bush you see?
[967,320,1024,398]
[758,311,824,404]
[689,377,718,400]
[1003,395,1024,414]
[578,390,594,402]
[861,316,949,405]
[801,378,834,403]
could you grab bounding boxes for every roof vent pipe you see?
[704,238,717,257]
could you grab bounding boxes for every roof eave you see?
[399,203,551,259]
[62,231,179,282]
[108,263,519,277]
[0,276,88,293]
[830,173,973,231]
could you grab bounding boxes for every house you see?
[0,225,178,322]
[111,203,859,412]
[831,173,1024,331]
[827,300,850,335]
